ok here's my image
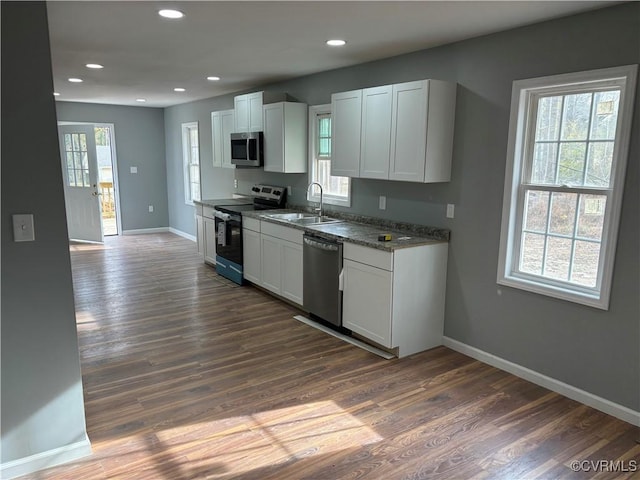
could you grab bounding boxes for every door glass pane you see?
[79,133,87,151]
[72,133,80,151]
[65,134,72,151]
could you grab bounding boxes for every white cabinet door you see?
[281,240,303,305]
[248,92,264,131]
[243,227,262,284]
[331,89,362,177]
[261,234,281,294]
[389,80,429,182]
[203,216,217,265]
[342,259,393,348]
[360,85,392,179]
[211,112,223,168]
[234,95,249,132]
[196,214,204,258]
[263,103,284,173]
[264,102,308,173]
[220,110,235,168]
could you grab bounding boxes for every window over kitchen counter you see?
[497,65,637,310]
[308,105,351,207]
[182,121,201,205]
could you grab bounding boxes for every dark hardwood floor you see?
[19,233,639,479]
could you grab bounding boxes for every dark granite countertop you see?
[195,196,251,208]
[243,208,449,252]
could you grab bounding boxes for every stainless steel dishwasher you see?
[303,234,343,327]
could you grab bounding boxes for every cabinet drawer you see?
[343,243,393,271]
[243,216,261,232]
[260,221,303,244]
[202,206,216,219]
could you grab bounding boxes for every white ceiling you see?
[47,1,616,108]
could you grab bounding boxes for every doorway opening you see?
[95,125,119,236]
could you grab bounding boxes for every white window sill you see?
[497,274,608,310]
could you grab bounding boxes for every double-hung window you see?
[182,122,200,205]
[308,105,351,207]
[498,65,637,310]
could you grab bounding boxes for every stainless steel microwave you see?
[230,132,263,167]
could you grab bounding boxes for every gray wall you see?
[164,97,237,235]
[166,3,640,410]
[1,1,88,465]
[55,102,168,232]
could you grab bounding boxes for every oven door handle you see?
[214,211,231,221]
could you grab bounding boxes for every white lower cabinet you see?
[195,205,204,258]
[243,219,303,306]
[342,242,448,357]
[203,216,217,265]
[242,222,261,284]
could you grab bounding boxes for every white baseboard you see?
[122,227,169,235]
[442,336,640,427]
[169,227,196,242]
[0,435,92,479]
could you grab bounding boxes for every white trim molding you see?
[0,436,92,480]
[169,227,196,242]
[443,336,640,426]
[122,227,170,235]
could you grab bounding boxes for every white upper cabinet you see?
[211,109,235,168]
[331,79,456,183]
[330,89,362,177]
[390,79,456,183]
[234,91,287,133]
[360,85,392,179]
[263,102,308,173]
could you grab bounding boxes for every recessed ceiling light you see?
[207,76,220,81]
[53,92,60,96]
[174,87,186,92]
[86,63,104,69]
[159,9,184,19]
[68,78,83,83]
[136,98,147,103]
[326,39,346,47]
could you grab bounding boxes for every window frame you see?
[307,104,351,207]
[182,121,201,206]
[497,65,637,310]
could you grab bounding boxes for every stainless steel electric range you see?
[213,184,286,284]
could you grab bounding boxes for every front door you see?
[58,124,103,242]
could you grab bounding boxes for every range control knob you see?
[273,190,281,196]
[251,186,260,192]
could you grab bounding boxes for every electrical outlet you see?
[446,204,455,218]
[148,205,154,213]
[287,186,292,196]
[379,196,386,210]
[234,179,238,189]
[130,166,138,174]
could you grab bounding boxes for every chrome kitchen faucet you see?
[307,182,323,217]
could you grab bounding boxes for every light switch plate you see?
[446,204,455,218]
[13,214,35,242]
[130,166,138,174]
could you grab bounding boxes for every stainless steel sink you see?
[290,216,343,225]
[263,212,315,221]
